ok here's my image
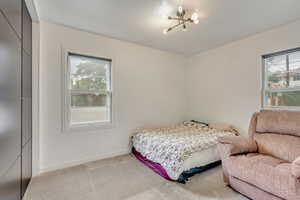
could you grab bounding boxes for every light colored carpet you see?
[24,154,248,200]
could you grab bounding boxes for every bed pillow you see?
[190,120,208,126]
[183,121,207,128]
[209,123,238,134]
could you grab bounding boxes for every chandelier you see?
[163,6,199,34]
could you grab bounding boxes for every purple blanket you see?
[132,147,171,180]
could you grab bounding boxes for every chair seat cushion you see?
[228,153,300,200]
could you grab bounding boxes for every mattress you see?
[183,145,220,171]
[132,121,236,180]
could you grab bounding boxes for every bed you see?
[131,121,237,183]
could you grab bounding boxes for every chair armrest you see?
[217,136,258,158]
[292,157,300,178]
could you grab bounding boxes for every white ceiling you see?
[35,0,300,56]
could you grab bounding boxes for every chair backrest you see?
[249,110,300,162]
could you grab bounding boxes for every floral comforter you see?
[132,122,236,180]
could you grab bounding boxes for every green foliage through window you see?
[264,50,300,107]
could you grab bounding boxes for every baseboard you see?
[39,148,130,174]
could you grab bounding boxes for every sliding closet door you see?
[0,0,22,38]
[21,1,32,198]
[0,0,32,199]
[0,158,21,200]
[21,0,32,196]
[0,0,22,199]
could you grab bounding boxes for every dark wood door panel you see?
[0,0,22,38]
[21,1,32,197]
[0,156,21,200]
[22,50,32,146]
[21,140,31,198]
[22,51,32,98]
[22,3,32,55]
[0,97,22,176]
[0,12,21,99]
[0,1,32,199]
[22,97,32,146]
[0,12,22,176]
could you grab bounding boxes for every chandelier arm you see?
[169,21,184,31]
[168,17,181,21]
[185,18,193,23]
[168,17,192,23]
[182,19,192,23]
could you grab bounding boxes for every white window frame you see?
[262,47,300,110]
[62,50,113,131]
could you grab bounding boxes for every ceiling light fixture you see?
[163,6,199,34]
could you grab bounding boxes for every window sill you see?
[262,106,300,111]
[63,122,114,133]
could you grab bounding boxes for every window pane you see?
[265,90,300,107]
[263,49,300,108]
[71,93,110,124]
[69,54,111,91]
[288,52,300,88]
[265,55,287,89]
[71,93,107,107]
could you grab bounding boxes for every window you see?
[64,52,112,129]
[262,48,300,108]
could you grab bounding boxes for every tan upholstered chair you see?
[218,110,300,200]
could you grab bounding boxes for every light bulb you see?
[178,6,183,14]
[193,19,199,24]
[163,29,168,35]
[191,12,199,21]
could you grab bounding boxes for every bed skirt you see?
[132,147,172,180]
[132,147,221,183]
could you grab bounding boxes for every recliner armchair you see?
[218,110,300,200]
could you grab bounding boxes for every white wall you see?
[186,20,300,135]
[39,21,186,172]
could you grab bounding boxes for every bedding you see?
[132,121,237,180]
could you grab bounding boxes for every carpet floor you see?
[24,154,249,200]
